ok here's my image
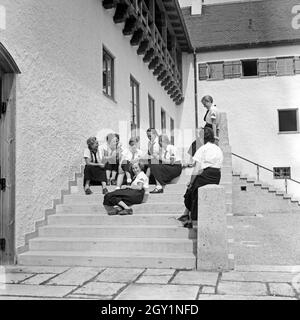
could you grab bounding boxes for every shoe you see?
[107,207,119,215]
[102,188,109,195]
[111,179,117,186]
[149,187,163,194]
[119,208,133,215]
[183,221,193,229]
[177,214,189,222]
[85,188,92,195]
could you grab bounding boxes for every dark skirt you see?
[105,162,119,172]
[184,167,221,220]
[150,163,182,186]
[103,188,145,207]
[83,165,107,186]
[121,160,132,174]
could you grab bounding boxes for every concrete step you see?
[18,251,196,269]
[48,213,185,226]
[64,193,185,204]
[38,225,198,239]
[56,203,186,214]
[29,237,196,253]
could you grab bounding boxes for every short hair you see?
[129,136,139,146]
[106,133,119,144]
[204,127,215,144]
[158,134,171,146]
[131,159,144,171]
[146,128,158,136]
[201,95,213,104]
[86,136,97,149]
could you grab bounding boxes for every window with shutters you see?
[161,108,166,133]
[103,47,114,99]
[224,61,241,79]
[198,63,208,80]
[207,62,224,80]
[276,57,294,76]
[258,58,277,76]
[278,109,298,133]
[242,59,258,77]
[170,117,175,145]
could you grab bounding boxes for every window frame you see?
[148,94,155,128]
[130,75,140,139]
[241,59,258,78]
[277,108,299,134]
[102,46,115,100]
[161,108,166,133]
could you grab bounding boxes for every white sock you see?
[156,185,162,190]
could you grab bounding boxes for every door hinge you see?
[0,238,6,251]
[0,178,6,191]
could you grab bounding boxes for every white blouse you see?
[83,148,102,163]
[122,148,143,162]
[193,142,223,170]
[204,106,221,129]
[131,171,149,190]
[148,136,160,157]
[161,144,181,162]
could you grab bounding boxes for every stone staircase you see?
[232,173,300,215]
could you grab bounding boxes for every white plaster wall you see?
[181,45,300,198]
[0,0,178,248]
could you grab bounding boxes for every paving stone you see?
[0,273,34,284]
[269,283,296,297]
[171,271,218,286]
[72,282,126,296]
[47,267,102,286]
[67,294,113,300]
[236,265,300,273]
[0,284,75,298]
[136,275,173,284]
[201,286,216,294]
[218,281,267,296]
[143,269,176,276]
[4,266,69,274]
[198,294,297,300]
[95,268,144,283]
[21,274,56,285]
[116,284,199,300]
[221,271,296,283]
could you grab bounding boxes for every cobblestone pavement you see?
[0,265,300,300]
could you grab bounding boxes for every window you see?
[277,57,294,76]
[198,63,208,80]
[258,58,277,76]
[103,47,114,98]
[208,62,224,80]
[148,95,155,128]
[278,109,298,133]
[242,60,258,77]
[130,76,140,138]
[161,108,166,133]
[170,117,175,145]
[273,167,291,179]
[223,61,241,79]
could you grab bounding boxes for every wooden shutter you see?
[267,58,277,76]
[232,61,241,78]
[277,57,294,76]
[258,59,268,77]
[223,62,233,79]
[295,57,300,74]
[208,62,223,80]
[198,63,208,80]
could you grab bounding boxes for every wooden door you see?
[0,69,16,265]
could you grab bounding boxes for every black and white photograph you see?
[0,0,300,304]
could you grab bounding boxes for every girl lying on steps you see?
[103,161,149,215]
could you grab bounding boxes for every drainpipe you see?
[193,49,198,129]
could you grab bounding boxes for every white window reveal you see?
[278,109,298,133]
